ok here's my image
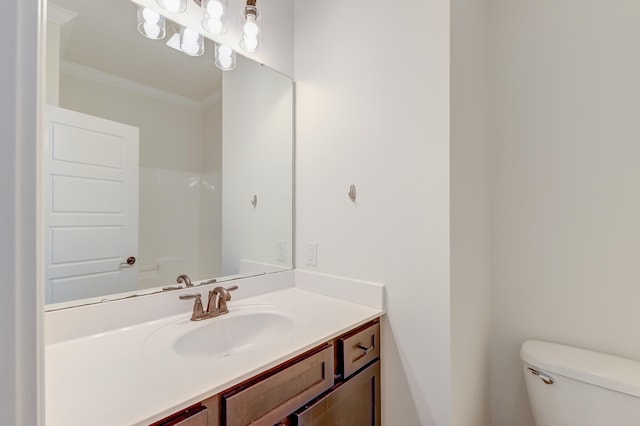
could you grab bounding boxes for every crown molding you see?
[47,4,77,26]
[60,60,222,111]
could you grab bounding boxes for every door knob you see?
[119,256,136,267]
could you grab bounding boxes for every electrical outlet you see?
[276,240,286,262]
[306,242,317,266]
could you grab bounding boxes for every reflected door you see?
[44,105,139,304]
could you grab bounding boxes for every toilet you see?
[521,340,640,425]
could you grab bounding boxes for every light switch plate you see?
[306,242,317,266]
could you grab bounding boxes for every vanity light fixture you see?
[239,0,261,52]
[215,43,236,70]
[202,0,228,35]
[157,0,187,13]
[135,1,247,69]
[137,6,166,40]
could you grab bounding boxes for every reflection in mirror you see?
[44,0,293,309]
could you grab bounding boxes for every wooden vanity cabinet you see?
[150,319,380,426]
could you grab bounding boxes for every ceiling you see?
[50,0,222,102]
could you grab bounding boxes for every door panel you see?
[51,175,123,213]
[51,123,124,168]
[50,227,122,264]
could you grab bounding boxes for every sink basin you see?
[144,306,294,359]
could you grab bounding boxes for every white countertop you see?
[46,287,383,425]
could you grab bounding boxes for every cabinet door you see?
[294,360,380,426]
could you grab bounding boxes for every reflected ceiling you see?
[52,0,221,101]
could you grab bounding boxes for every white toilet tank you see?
[521,340,640,426]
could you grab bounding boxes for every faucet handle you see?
[180,293,205,321]
[179,293,200,300]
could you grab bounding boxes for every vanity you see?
[152,320,380,426]
[45,271,384,426]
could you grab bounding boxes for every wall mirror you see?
[44,0,294,310]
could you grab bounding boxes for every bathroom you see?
[2,0,640,425]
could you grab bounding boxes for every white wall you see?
[0,0,43,424]
[489,1,640,425]
[222,56,294,275]
[450,0,491,425]
[294,1,451,424]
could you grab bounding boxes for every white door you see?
[44,105,139,304]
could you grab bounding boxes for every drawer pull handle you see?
[357,344,375,354]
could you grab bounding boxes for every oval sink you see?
[145,306,294,359]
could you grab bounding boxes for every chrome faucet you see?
[180,285,238,321]
[164,276,217,292]
[176,274,193,287]
[206,285,238,315]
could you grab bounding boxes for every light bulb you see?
[239,5,260,52]
[219,55,233,69]
[180,27,202,55]
[142,8,161,23]
[242,35,258,52]
[243,16,259,37]
[182,28,199,43]
[138,6,165,39]
[160,0,183,13]
[218,45,232,57]
[206,0,224,18]
[215,44,235,70]
[205,18,223,34]
[182,42,199,55]
[143,22,162,38]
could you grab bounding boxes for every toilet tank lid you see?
[521,340,640,398]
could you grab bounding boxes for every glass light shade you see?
[179,26,204,56]
[137,6,166,40]
[239,5,261,52]
[202,0,228,35]
[157,0,187,13]
[214,44,236,70]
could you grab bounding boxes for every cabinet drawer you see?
[339,322,380,379]
[294,360,381,426]
[224,345,334,426]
